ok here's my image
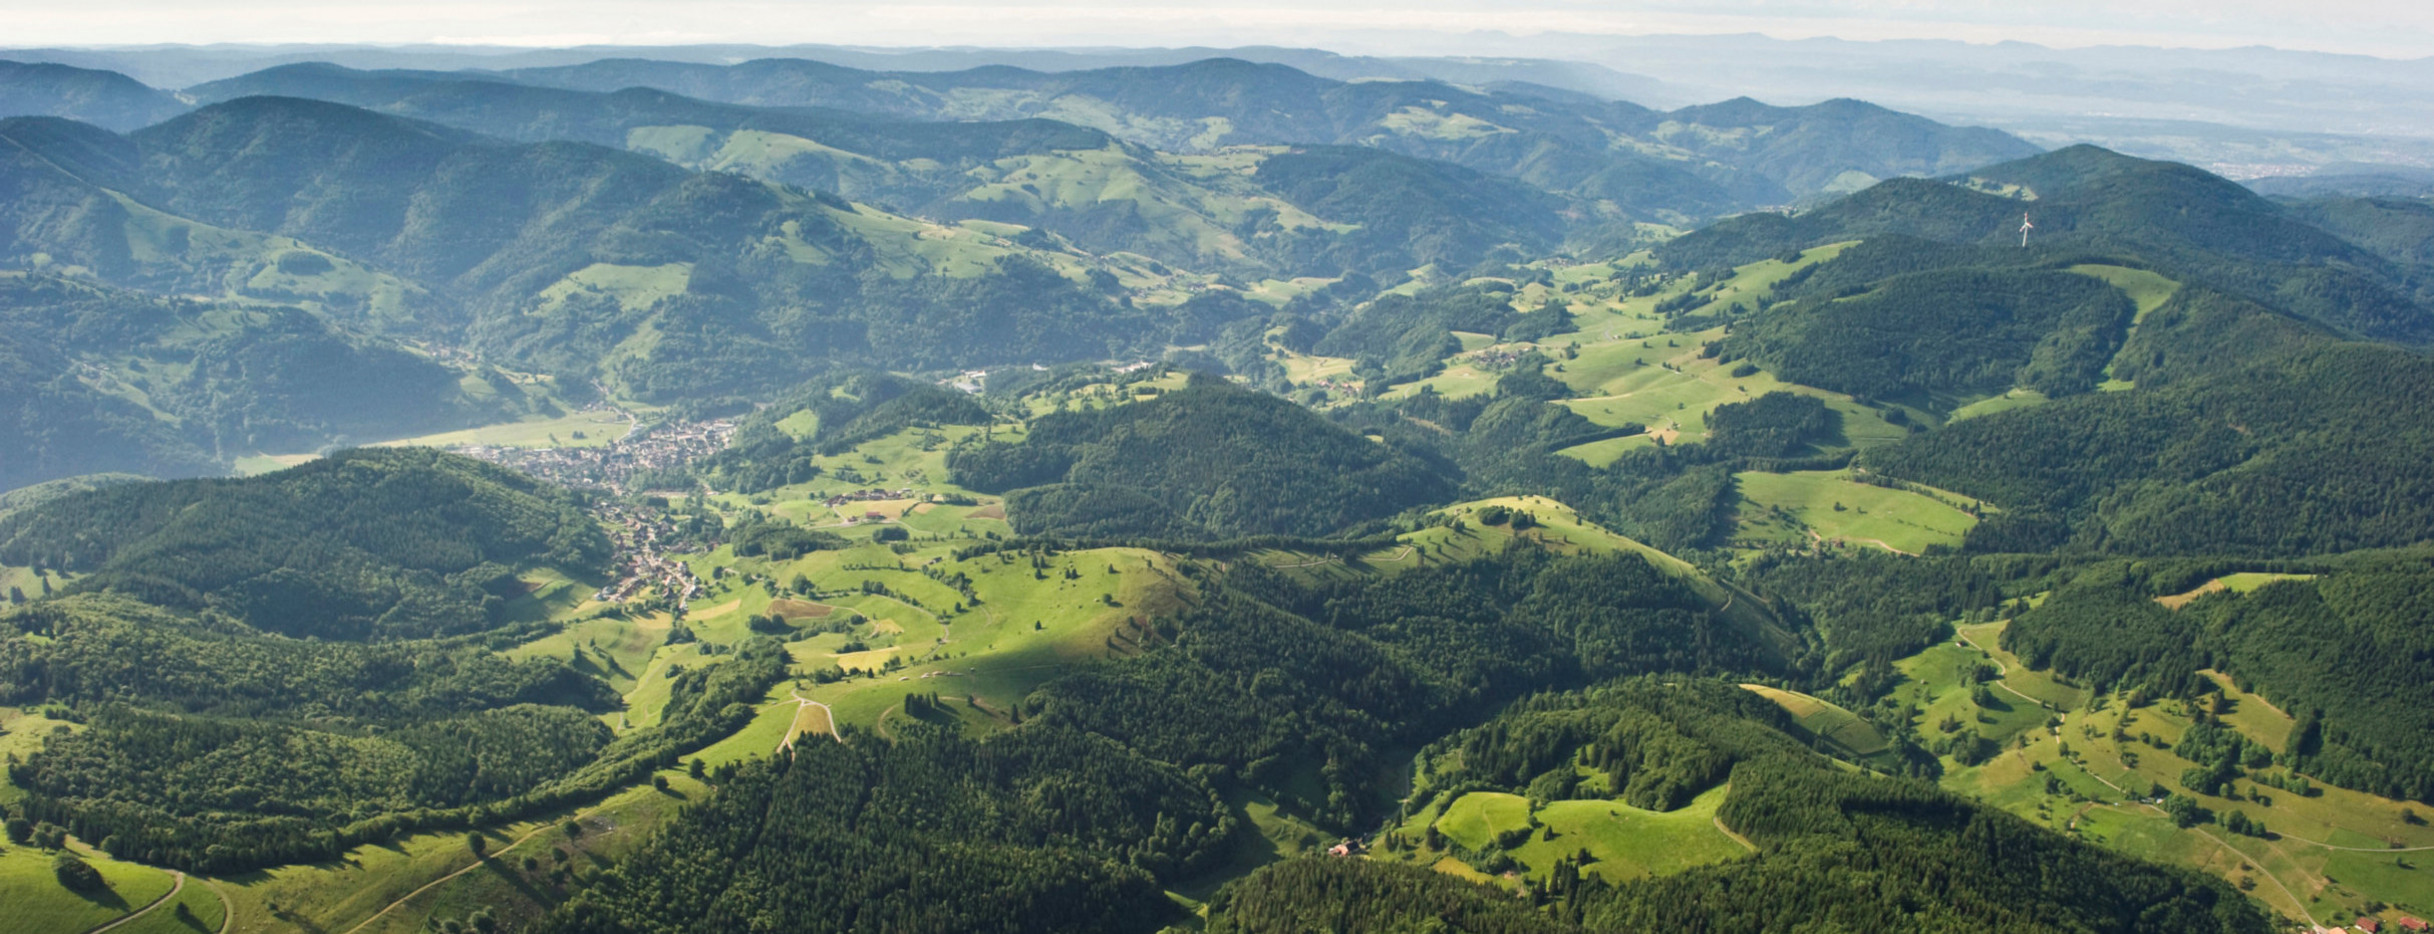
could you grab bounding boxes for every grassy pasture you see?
[1254,496,1708,593]
[1379,361,1501,401]
[0,844,180,934]
[1876,617,2434,926]
[1552,435,1642,468]
[1409,786,1747,885]
[1741,684,1891,758]
[207,771,708,934]
[1947,388,2050,422]
[2156,573,2319,610]
[1731,470,1982,555]
[1524,246,1905,452]
[114,875,227,934]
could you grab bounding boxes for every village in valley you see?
[452,416,738,494]
[590,500,707,607]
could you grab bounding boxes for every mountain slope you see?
[0,271,524,490]
[0,99,1227,408]
[487,56,2037,215]
[1661,145,2434,344]
[0,59,186,131]
[948,375,1455,538]
[188,64,1573,278]
[0,447,606,639]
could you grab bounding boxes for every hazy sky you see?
[3,0,2430,59]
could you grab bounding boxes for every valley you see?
[3,36,2434,934]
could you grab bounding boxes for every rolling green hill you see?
[493,56,2038,216]
[949,374,1454,538]
[0,447,606,639]
[1721,266,2135,403]
[0,99,1222,409]
[185,64,1579,279]
[1661,145,2434,344]
[11,46,2434,934]
[1861,287,2434,556]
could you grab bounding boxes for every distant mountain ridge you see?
[174,64,1574,279]
[171,55,2040,219]
[479,55,2037,213]
[0,59,185,131]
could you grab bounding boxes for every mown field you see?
[1730,470,1983,555]
[1404,785,1751,886]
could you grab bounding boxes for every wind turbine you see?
[2019,213,2035,248]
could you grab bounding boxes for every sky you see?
[1,0,2429,59]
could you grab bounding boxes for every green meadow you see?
[1731,469,1983,555]
[1394,784,1749,888]
[1741,684,1892,761]
[1867,614,2434,928]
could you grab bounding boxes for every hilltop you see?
[948,374,1455,538]
[0,59,184,130]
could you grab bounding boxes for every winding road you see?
[1953,631,2053,710]
[780,693,841,754]
[82,870,184,934]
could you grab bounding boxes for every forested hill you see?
[1864,286,2434,556]
[177,64,1576,280]
[487,56,2038,212]
[1659,144,2434,344]
[546,674,2267,934]
[0,447,607,640]
[1210,680,2267,934]
[948,375,1455,538]
[691,371,995,493]
[1996,552,2434,804]
[0,272,524,490]
[0,98,1211,405]
[1634,145,2434,556]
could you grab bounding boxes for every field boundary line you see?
[337,808,601,934]
[2193,826,2311,921]
[2273,831,2434,852]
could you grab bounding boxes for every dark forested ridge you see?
[1661,145,2434,345]
[180,65,1581,281]
[0,98,1209,414]
[1723,267,2134,401]
[949,375,1455,538]
[1862,287,2434,556]
[539,725,1229,934]
[480,57,2036,212]
[0,272,521,490]
[0,447,606,640]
